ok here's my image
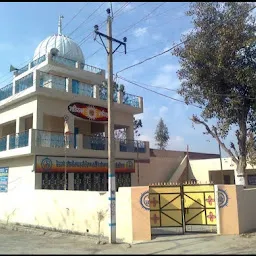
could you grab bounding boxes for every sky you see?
[0,2,237,155]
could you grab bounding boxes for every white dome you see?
[33,34,85,64]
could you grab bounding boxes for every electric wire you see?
[62,2,88,31]
[0,2,107,88]
[116,4,256,76]
[117,75,202,108]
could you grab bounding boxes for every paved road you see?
[0,226,256,254]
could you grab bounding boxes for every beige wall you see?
[43,114,64,132]
[217,185,256,235]
[217,185,239,235]
[2,122,16,136]
[74,119,91,135]
[131,186,151,242]
[38,96,134,131]
[236,186,256,234]
[132,153,184,186]
[0,156,35,192]
[0,186,135,243]
[25,116,33,131]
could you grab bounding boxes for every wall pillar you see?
[68,173,74,190]
[126,126,134,141]
[16,117,25,133]
[33,110,44,130]
[67,77,72,93]
[35,173,42,189]
[118,91,123,104]
[93,85,99,99]
[33,69,40,88]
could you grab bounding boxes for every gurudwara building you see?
[0,17,150,193]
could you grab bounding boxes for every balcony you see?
[0,129,150,160]
[0,54,143,113]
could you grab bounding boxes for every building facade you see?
[0,18,150,193]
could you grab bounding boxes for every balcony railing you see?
[52,55,76,68]
[16,64,29,76]
[99,86,118,102]
[123,93,140,108]
[119,139,146,153]
[9,131,29,150]
[83,135,107,150]
[81,63,103,74]
[15,73,33,93]
[31,55,46,68]
[40,72,66,92]
[35,130,75,148]
[0,83,13,101]
[72,79,93,97]
[0,137,7,152]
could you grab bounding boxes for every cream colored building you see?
[0,18,150,193]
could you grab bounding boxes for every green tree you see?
[155,118,170,150]
[172,2,256,185]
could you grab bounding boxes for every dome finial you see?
[58,15,64,35]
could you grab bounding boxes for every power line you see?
[86,2,167,60]
[69,2,106,37]
[0,3,107,88]
[117,2,166,36]
[118,76,256,101]
[116,4,256,76]
[62,2,88,31]
[118,75,202,108]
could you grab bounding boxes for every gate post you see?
[214,185,220,235]
[181,185,186,234]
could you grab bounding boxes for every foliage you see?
[155,118,170,150]
[172,2,256,185]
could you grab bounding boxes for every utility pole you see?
[94,8,127,244]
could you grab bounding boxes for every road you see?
[0,225,255,254]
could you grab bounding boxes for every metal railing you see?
[99,86,118,102]
[16,64,29,76]
[72,79,93,97]
[83,135,107,150]
[119,139,146,153]
[81,63,103,74]
[52,55,76,68]
[31,55,46,68]
[9,131,29,149]
[35,130,75,148]
[39,72,67,92]
[0,83,13,101]
[123,93,140,108]
[0,137,7,152]
[15,73,33,93]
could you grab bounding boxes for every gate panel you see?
[149,186,183,231]
[183,184,216,231]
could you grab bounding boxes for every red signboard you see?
[68,102,108,121]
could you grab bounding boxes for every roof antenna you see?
[58,15,64,35]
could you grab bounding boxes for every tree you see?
[99,82,143,140]
[172,2,256,185]
[155,118,170,150]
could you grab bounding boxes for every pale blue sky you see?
[0,2,235,155]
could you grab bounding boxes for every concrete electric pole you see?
[94,8,127,244]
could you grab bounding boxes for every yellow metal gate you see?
[149,186,183,230]
[149,184,216,234]
[183,184,216,232]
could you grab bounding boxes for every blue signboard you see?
[0,167,8,192]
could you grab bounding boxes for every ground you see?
[0,225,256,254]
